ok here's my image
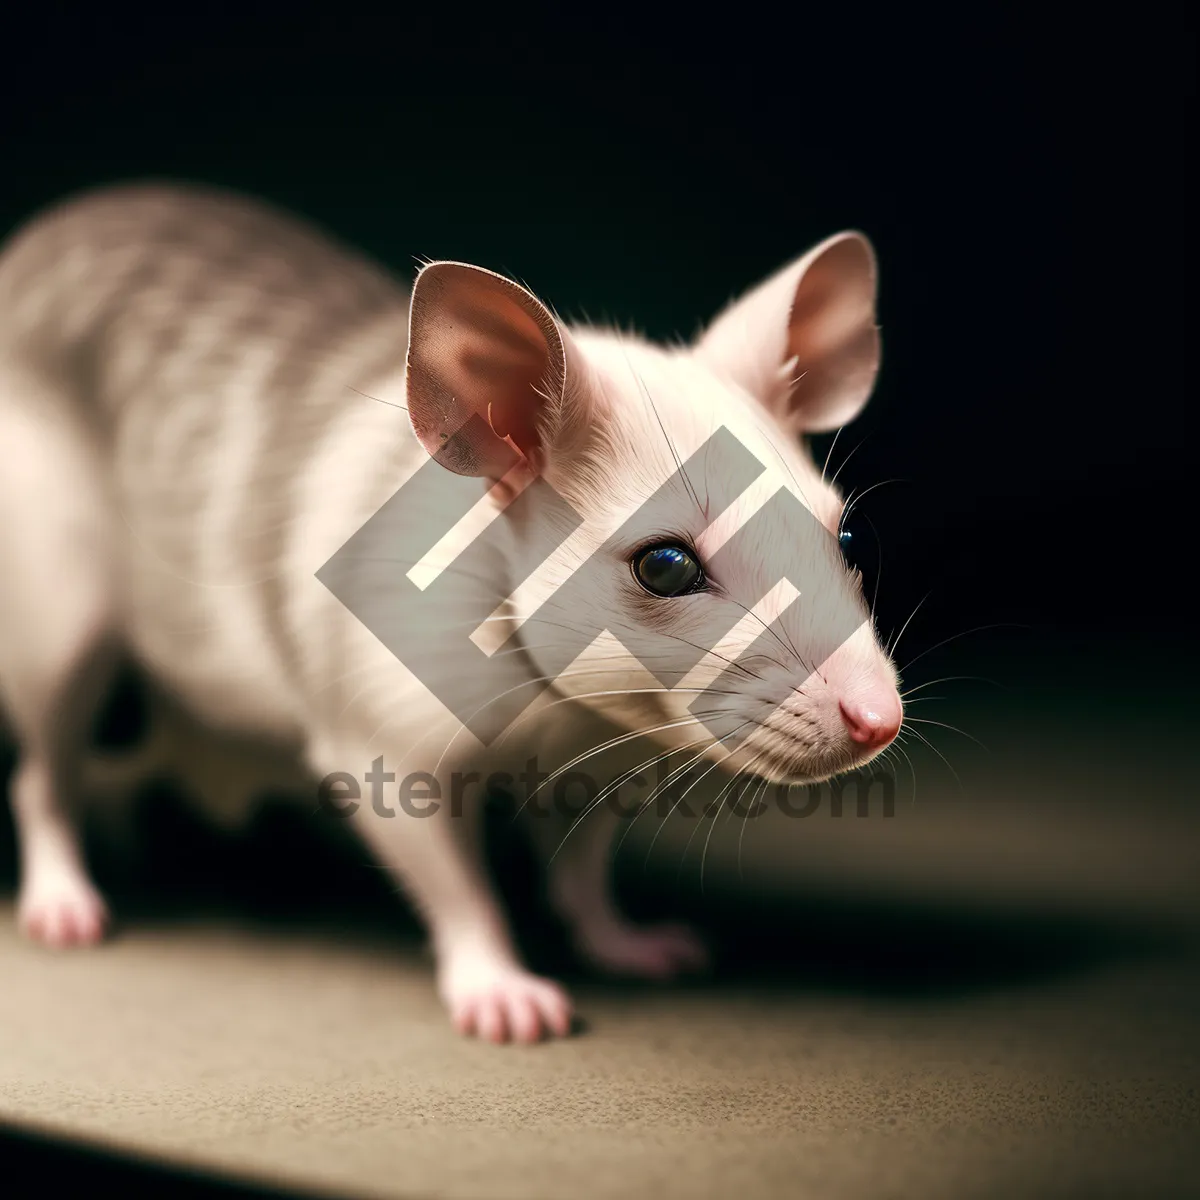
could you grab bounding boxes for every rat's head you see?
[404,233,901,784]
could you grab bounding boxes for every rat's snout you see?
[838,693,902,751]
[817,633,904,759]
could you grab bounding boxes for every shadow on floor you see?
[1,749,1184,1006]
[0,1118,335,1200]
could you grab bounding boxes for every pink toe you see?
[452,1002,477,1038]
[541,991,573,1038]
[478,999,507,1044]
[508,996,541,1044]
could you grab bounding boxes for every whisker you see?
[514,718,722,820]
[613,731,739,860]
[885,738,917,808]
[899,622,1031,677]
[548,733,723,859]
[736,767,775,885]
[672,740,769,893]
[828,432,872,491]
[721,595,807,675]
[434,668,732,778]
[640,722,754,869]
[346,384,407,412]
[858,512,884,627]
[820,426,844,487]
[888,590,932,660]
[348,667,693,781]
[904,715,989,752]
[763,436,815,524]
[657,631,765,682]
[674,752,748,886]
[495,681,743,746]
[906,725,962,787]
[474,605,769,687]
[624,352,706,519]
[701,748,774,893]
[901,674,1004,697]
[840,477,906,521]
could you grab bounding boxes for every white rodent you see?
[0,183,903,1043]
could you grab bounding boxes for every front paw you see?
[575,920,710,981]
[18,872,110,948]
[438,952,574,1044]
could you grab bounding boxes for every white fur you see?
[0,184,902,1042]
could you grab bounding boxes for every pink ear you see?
[696,232,881,434]
[405,262,568,478]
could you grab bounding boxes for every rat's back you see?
[0,184,418,744]
[0,182,409,427]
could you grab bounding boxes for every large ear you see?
[694,232,880,434]
[405,261,573,478]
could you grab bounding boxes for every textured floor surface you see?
[2,663,1199,1199]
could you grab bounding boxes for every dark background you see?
[0,6,1193,690]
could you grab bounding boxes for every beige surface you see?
[3,687,1200,1199]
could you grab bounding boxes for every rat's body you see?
[0,184,903,1042]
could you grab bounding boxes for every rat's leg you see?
[533,801,709,981]
[9,689,113,947]
[0,378,115,945]
[314,745,573,1043]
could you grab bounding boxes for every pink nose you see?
[839,696,902,750]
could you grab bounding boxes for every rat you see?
[0,183,903,1043]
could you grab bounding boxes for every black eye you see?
[837,511,872,579]
[633,543,704,597]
